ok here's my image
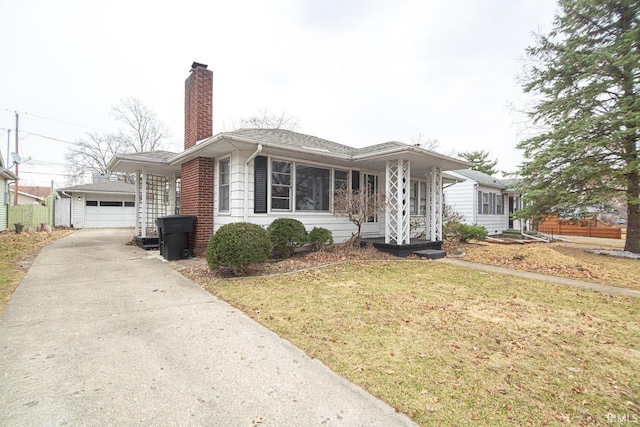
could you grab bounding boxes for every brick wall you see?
[181,157,215,255]
[184,64,213,150]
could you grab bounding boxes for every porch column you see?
[141,167,147,238]
[385,159,411,245]
[429,166,442,241]
[135,171,141,236]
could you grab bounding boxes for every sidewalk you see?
[0,229,415,427]
[438,258,640,299]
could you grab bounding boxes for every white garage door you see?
[85,200,135,228]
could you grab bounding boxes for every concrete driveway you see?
[0,228,415,427]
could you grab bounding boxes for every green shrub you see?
[443,205,466,242]
[455,224,488,242]
[267,218,308,257]
[206,222,272,273]
[309,227,333,251]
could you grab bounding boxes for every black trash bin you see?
[156,215,197,261]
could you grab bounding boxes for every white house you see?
[443,169,525,235]
[107,62,470,256]
[56,181,136,228]
[0,157,18,232]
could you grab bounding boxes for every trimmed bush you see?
[206,222,272,273]
[456,224,488,242]
[267,218,308,257]
[309,227,333,251]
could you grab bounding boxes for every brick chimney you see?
[182,61,215,255]
[184,62,213,149]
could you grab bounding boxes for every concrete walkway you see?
[438,258,640,299]
[0,229,415,427]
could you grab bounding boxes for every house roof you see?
[58,181,135,195]
[8,184,51,199]
[107,128,470,174]
[0,168,18,180]
[451,169,522,192]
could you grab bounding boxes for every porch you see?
[360,237,445,259]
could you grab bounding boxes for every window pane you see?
[272,197,290,210]
[86,200,98,207]
[219,158,230,212]
[334,169,348,191]
[410,180,418,215]
[296,164,330,211]
[271,160,292,211]
[220,159,230,185]
[100,201,123,207]
[124,201,134,207]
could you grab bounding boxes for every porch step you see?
[414,249,446,260]
[135,235,160,250]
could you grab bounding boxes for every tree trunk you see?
[624,172,640,253]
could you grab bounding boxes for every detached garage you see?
[57,181,135,228]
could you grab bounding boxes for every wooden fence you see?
[536,216,622,239]
[8,203,53,231]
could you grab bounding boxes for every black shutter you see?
[254,156,268,213]
[352,171,360,191]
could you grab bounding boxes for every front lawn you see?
[188,260,639,426]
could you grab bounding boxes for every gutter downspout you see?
[244,144,263,222]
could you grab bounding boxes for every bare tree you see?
[332,188,387,244]
[227,107,300,131]
[409,132,439,151]
[111,97,171,152]
[66,98,170,184]
[65,132,126,184]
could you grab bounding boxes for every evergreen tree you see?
[458,150,499,175]
[517,0,639,253]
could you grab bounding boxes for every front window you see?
[219,158,230,212]
[496,194,504,215]
[410,180,418,215]
[482,192,489,215]
[334,169,349,192]
[365,173,379,222]
[271,160,291,210]
[296,164,330,211]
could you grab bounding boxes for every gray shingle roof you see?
[116,150,178,161]
[59,181,135,194]
[453,169,507,189]
[224,129,358,155]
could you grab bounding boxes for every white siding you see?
[443,180,476,223]
[71,193,85,228]
[443,177,509,236]
[213,151,382,244]
[0,178,7,231]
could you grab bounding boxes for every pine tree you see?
[458,150,499,175]
[517,0,639,253]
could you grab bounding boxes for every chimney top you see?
[191,62,208,72]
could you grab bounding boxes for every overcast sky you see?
[1,0,558,188]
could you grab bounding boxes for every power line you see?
[2,109,102,131]
[20,130,83,147]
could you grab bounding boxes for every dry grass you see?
[0,229,75,316]
[460,241,640,291]
[187,260,639,426]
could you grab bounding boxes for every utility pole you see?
[13,112,19,205]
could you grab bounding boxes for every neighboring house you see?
[1,157,19,232]
[8,184,51,205]
[443,169,526,235]
[107,62,469,255]
[56,181,136,228]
